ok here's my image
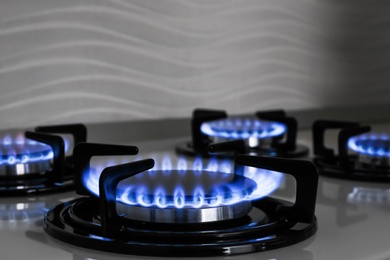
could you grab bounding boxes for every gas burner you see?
[0,124,86,196]
[313,120,390,181]
[44,143,318,257]
[200,116,286,146]
[348,134,390,167]
[115,169,255,223]
[0,133,53,176]
[175,108,309,158]
[347,186,390,205]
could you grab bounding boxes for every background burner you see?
[200,116,286,148]
[0,123,87,196]
[348,135,390,167]
[313,120,390,181]
[0,133,53,176]
[175,108,309,158]
[117,170,256,207]
[81,150,285,210]
[116,169,255,223]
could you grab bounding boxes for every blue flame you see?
[0,134,54,165]
[83,154,284,209]
[348,133,390,157]
[200,117,286,140]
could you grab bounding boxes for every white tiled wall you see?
[0,0,389,129]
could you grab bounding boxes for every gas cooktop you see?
[0,108,390,260]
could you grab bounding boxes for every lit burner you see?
[82,155,284,223]
[313,120,390,181]
[348,134,390,167]
[176,108,309,158]
[83,156,283,205]
[45,143,319,257]
[0,124,87,196]
[201,116,286,148]
[0,133,53,176]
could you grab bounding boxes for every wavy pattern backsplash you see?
[0,0,389,129]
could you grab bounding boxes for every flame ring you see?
[200,117,286,139]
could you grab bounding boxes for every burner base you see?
[44,197,317,257]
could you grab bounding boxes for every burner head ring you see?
[348,135,390,167]
[83,160,285,209]
[116,170,257,209]
[200,117,286,148]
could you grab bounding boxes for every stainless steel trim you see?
[116,201,252,223]
[212,136,273,149]
[0,160,51,176]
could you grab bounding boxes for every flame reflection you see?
[347,187,390,205]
